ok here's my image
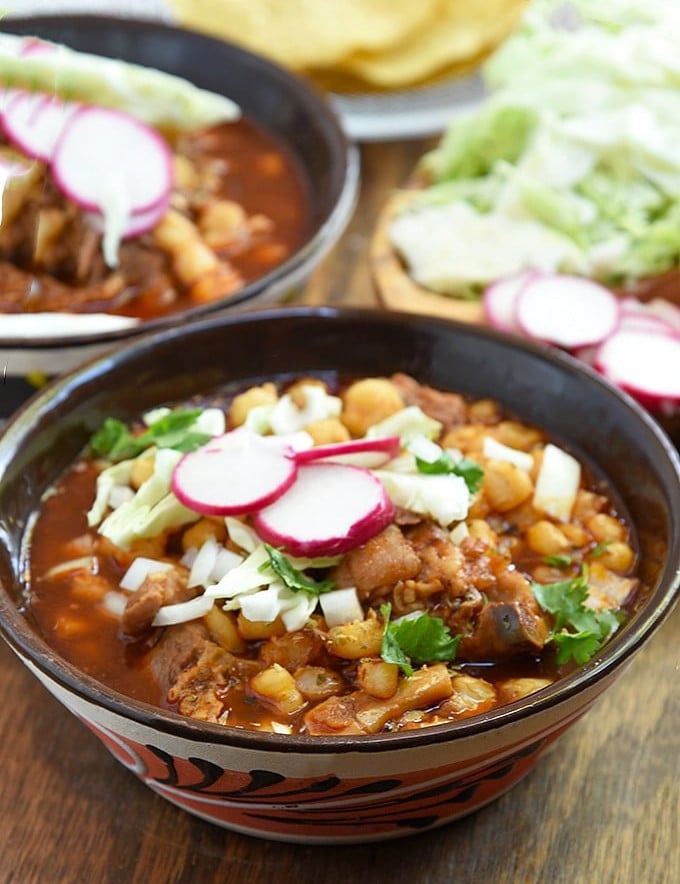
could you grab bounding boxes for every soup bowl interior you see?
[0,16,358,406]
[0,307,678,843]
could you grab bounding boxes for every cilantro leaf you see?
[260,544,334,596]
[380,602,461,676]
[90,408,210,462]
[543,553,576,570]
[415,449,484,493]
[591,540,612,558]
[532,568,624,665]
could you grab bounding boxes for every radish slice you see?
[3,92,81,162]
[515,274,620,349]
[645,298,680,334]
[618,312,677,335]
[51,106,172,215]
[253,463,395,557]
[172,430,298,516]
[483,269,539,333]
[594,328,680,403]
[293,436,401,469]
[85,192,170,240]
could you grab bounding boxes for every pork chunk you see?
[122,568,196,636]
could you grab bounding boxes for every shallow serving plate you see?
[0,15,359,399]
[0,306,678,843]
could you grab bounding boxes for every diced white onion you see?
[205,545,272,599]
[407,434,442,463]
[180,547,198,568]
[532,443,581,522]
[281,594,317,631]
[142,406,171,426]
[239,585,282,623]
[119,557,173,592]
[193,408,226,437]
[188,536,220,588]
[210,548,244,581]
[108,484,136,509]
[483,437,534,472]
[152,593,215,627]
[270,721,293,735]
[449,522,469,545]
[44,556,95,579]
[319,587,363,627]
[102,590,128,617]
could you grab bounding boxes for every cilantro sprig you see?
[260,544,334,597]
[414,449,484,494]
[380,602,461,676]
[90,409,211,461]
[532,567,624,665]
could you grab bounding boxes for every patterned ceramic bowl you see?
[0,308,678,844]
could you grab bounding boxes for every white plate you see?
[329,72,487,142]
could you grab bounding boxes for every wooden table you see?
[1,138,679,884]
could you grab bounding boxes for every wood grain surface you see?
[1,139,679,884]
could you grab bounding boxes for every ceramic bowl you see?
[0,307,678,844]
[0,16,359,412]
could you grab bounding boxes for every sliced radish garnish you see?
[594,328,680,403]
[483,269,539,333]
[172,430,298,516]
[51,106,172,215]
[85,192,170,240]
[645,298,680,334]
[515,274,620,349]
[3,91,81,162]
[253,463,395,557]
[293,436,400,469]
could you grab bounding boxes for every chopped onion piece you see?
[483,437,534,472]
[449,522,469,545]
[270,721,293,735]
[152,593,215,627]
[180,547,198,568]
[532,443,581,522]
[108,484,135,509]
[281,594,317,631]
[142,407,171,426]
[102,590,127,617]
[210,548,244,581]
[44,556,94,579]
[239,585,284,623]
[205,545,272,599]
[319,587,363,627]
[407,434,443,463]
[268,386,342,435]
[188,536,220,588]
[120,557,172,592]
[193,408,226,437]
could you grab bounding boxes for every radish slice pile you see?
[172,430,400,556]
[515,274,620,348]
[483,269,537,333]
[253,463,395,558]
[0,44,173,254]
[482,272,680,413]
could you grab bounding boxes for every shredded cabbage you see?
[392,0,680,294]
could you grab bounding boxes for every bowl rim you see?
[0,15,360,350]
[1,305,679,754]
